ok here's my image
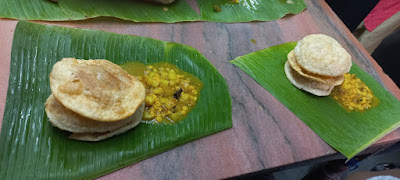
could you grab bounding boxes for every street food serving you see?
[45,58,145,141]
[284,34,378,111]
[284,34,352,96]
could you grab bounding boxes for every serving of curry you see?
[330,73,379,112]
[121,62,203,124]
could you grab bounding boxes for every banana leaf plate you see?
[0,20,232,179]
[231,42,400,160]
[0,0,306,23]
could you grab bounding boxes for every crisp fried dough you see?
[284,61,334,96]
[294,34,352,76]
[287,50,344,86]
[68,102,144,141]
[45,94,134,133]
[50,58,145,122]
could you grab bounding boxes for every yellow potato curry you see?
[330,73,379,112]
[121,62,203,124]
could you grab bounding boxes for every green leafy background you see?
[231,42,400,159]
[0,0,307,22]
[0,21,232,179]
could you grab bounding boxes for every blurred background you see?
[326,0,399,87]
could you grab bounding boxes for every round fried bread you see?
[287,50,344,86]
[69,102,144,141]
[50,58,145,122]
[284,61,334,96]
[45,94,135,133]
[294,34,352,76]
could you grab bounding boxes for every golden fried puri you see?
[68,103,144,141]
[46,58,146,141]
[287,50,344,86]
[285,34,352,96]
[45,94,134,133]
[294,34,352,76]
[50,58,145,122]
[284,61,334,96]
[45,94,144,141]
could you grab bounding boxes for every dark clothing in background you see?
[326,0,380,32]
[372,29,400,87]
[327,0,400,86]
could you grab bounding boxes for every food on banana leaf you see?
[284,34,352,96]
[213,5,222,12]
[121,62,203,124]
[45,58,146,141]
[284,61,334,96]
[287,51,344,86]
[2,21,232,180]
[330,73,379,111]
[45,95,144,141]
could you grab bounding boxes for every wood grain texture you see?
[0,0,399,179]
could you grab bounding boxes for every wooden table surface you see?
[1,0,400,179]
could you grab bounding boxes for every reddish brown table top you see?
[1,0,400,179]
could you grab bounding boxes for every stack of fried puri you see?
[284,34,352,96]
[45,58,145,141]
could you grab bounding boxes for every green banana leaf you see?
[0,21,232,179]
[197,0,306,22]
[231,42,400,159]
[0,0,307,22]
[57,0,200,22]
[0,0,83,20]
